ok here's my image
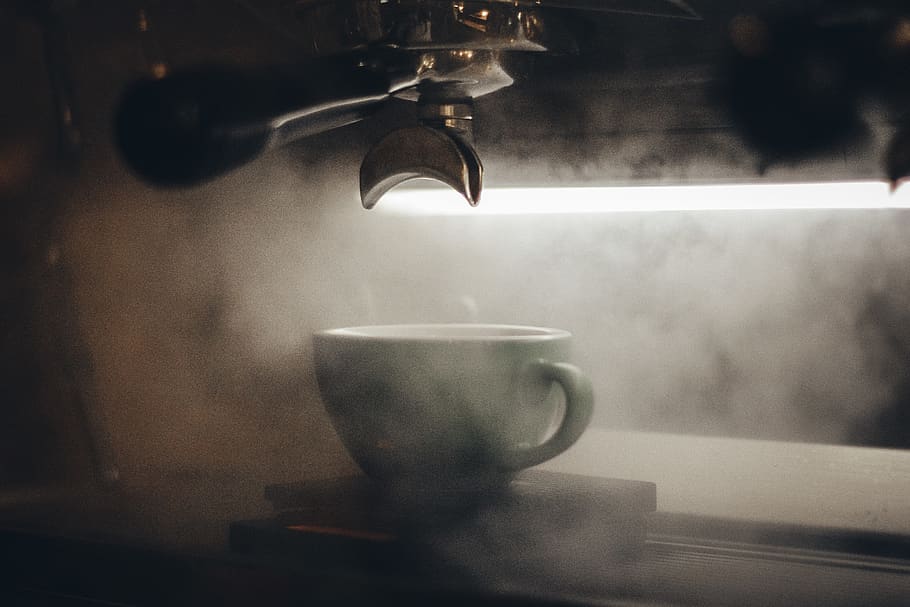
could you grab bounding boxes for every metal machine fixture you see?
[114,0,700,207]
[113,1,910,204]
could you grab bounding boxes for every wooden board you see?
[231,470,656,579]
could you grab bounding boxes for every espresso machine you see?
[110,0,910,201]
[113,0,704,205]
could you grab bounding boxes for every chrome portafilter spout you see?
[360,67,489,209]
[357,30,530,208]
[358,21,535,210]
[359,95,482,209]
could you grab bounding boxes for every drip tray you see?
[230,470,656,584]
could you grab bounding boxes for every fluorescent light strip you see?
[374,182,910,216]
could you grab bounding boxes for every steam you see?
[320,207,910,448]
[60,148,910,506]
[42,71,910,555]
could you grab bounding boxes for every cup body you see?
[313,324,574,482]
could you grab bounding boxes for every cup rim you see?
[315,323,571,342]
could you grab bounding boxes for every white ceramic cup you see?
[313,324,594,485]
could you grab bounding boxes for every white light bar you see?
[373,181,910,216]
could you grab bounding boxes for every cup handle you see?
[502,360,594,471]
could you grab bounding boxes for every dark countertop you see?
[3,522,910,606]
[2,474,910,605]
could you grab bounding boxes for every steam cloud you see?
[59,144,910,501]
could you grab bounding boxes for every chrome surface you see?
[360,125,483,209]
[406,49,515,100]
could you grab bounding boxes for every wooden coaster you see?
[231,470,656,578]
